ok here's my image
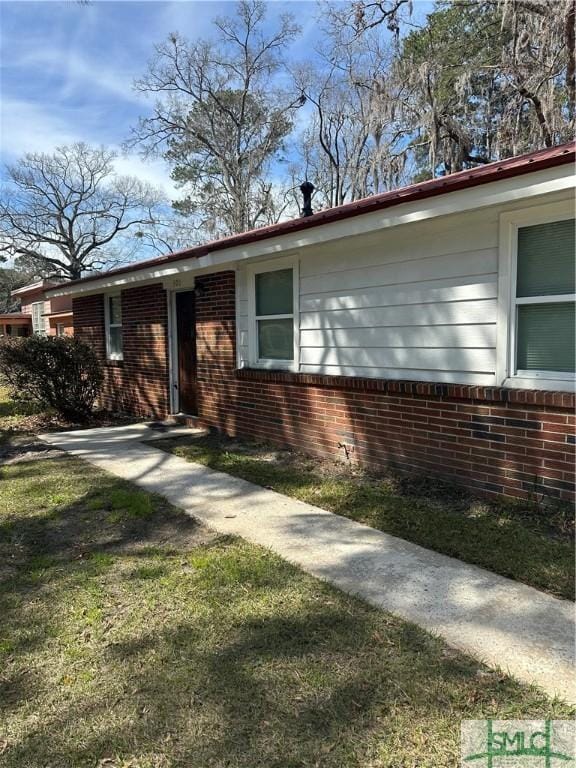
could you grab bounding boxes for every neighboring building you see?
[47,143,576,503]
[0,314,32,338]
[10,279,74,337]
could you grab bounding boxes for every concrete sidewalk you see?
[40,423,575,703]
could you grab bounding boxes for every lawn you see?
[157,434,575,601]
[0,385,133,450]
[0,388,45,446]
[1,452,573,768]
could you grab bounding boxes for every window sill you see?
[503,376,575,392]
[245,361,297,372]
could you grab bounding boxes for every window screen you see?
[515,219,575,374]
[254,268,294,361]
[517,302,575,372]
[517,219,575,298]
[107,295,123,358]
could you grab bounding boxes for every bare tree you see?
[292,10,410,208]
[0,143,163,280]
[324,0,413,38]
[130,0,302,237]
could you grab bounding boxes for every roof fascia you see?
[48,165,574,299]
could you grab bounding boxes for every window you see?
[515,219,574,374]
[105,294,123,360]
[498,202,575,390]
[248,260,298,368]
[56,323,65,337]
[31,302,45,335]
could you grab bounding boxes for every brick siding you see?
[74,273,576,503]
[195,271,238,433]
[73,283,169,418]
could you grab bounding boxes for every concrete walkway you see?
[40,423,575,704]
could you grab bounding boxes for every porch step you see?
[143,416,209,441]
[168,413,210,431]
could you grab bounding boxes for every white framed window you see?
[104,294,123,361]
[31,301,46,335]
[247,257,299,370]
[497,200,575,391]
[56,323,65,337]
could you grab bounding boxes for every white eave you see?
[46,164,575,299]
[11,279,61,298]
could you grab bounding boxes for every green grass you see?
[1,455,573,768]
[0,386,44,445]
[157,434,575,601]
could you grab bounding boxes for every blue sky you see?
[0,0,433,197]
[0,1,322,195]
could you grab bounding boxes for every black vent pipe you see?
[300,181,315,217]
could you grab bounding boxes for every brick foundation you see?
[74,273,576,503]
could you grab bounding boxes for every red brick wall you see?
[195,272,576,504]
[72,294,105,357]
[195,271,238,432]
[73,284,169,418]
[74,272,576,502]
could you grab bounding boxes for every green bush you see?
[0,335,103,422]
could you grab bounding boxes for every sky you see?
[0,0,433,218]
[0,0,326,197]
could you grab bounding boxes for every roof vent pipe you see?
[299,181,315,217]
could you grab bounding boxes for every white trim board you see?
[496,198,575,392]
[245,255,300,372]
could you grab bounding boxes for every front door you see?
[176,291,197,414]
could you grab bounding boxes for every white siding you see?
[300,325,496,349]
[300,299,497,330]
[236,190,573,385]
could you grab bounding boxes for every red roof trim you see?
[54,142,575,291]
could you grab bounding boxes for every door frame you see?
[168,284,198,415]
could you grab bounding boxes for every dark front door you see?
[176,291,197,414]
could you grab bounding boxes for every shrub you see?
[0,335,103,422]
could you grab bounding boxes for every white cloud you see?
[13,45,146,107]
[0,97,177,196]
[114,154,177,196]
[0,98,78,157]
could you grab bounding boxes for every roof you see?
[49,141,575,293]
[11,278,64,298]
[0,313,32,322]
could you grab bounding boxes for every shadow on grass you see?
[3,583,559,768]
[0,457,207,572]
[0,400,42,419]
[1,454,573,768]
